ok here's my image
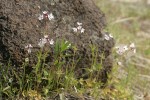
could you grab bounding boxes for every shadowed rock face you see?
[0,0,114,83]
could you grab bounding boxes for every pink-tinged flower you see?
[38,11,54,21]
[49,39,54,45]
[25,44,33,53]
[43,11,49,19]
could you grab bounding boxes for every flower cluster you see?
[38,35,54,48]
[115,43,136,66]
[115,45,128,55]
[104,33,113,41]
[25,35,54,54]
[72,22,85,33]
[38,11,54,21]
[25,10,56,54]
[115,43,136,55]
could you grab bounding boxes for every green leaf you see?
[44,70,49,76]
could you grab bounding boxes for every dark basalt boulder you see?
[0,0,114,83]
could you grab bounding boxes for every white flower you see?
[27,49,32,54]
[129,43,135,48]
[8,78,13,83]
[67,43,71,48]
[65,41,68,44]
[104,33,113,40]
[109,34,113,38]
[65,41,71,48]
[81,28,85,33]
[133,49,136,53]
[48,13,54,20]
[117,61,122,66]
[29,44,33,48]
[25,44,33,53]
[72,22,85,33]
[104,34,110,40]
[38,14,44,20]
[38,39,45,48]
[49,39,54,45]
[115,46,126,55]
[38,11,54,21]
[38,35,54,47]
[66,53,69,56]
[74,86,78,93]
[129,43,136,53]
[38,11,48,20]
[38,6,40,9]
[43,11,48,14]
[123,45,128,51]
[72,28,78,32]
[77,25,82,30]
[116,49,124,55]
[38,38,48,48]
[77,22,82,26]
[25,58,29,62]
[44,35,49,39]
[42,38,48,44]
[116,43,136,55]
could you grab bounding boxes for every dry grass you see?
[95,0,150,99]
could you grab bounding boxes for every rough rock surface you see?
[0,0,114,83]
